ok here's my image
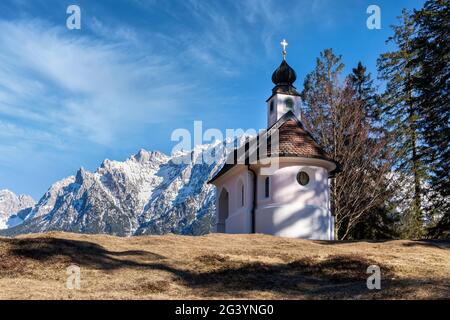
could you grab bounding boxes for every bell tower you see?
[267,39,302,127]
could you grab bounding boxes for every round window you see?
[297,171,310,186]
[285,98,294,111]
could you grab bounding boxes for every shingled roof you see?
[209,111,340,183]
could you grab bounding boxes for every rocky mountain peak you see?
[0,190,35,230]
[0,143,227,237]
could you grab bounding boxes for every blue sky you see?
[0,0,425,199]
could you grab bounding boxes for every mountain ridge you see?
[0,140,234,237]
[0,190,35,229]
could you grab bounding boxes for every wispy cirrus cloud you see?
[131,0,286,73]
[0,19,196,146]
[0,0,321,173]
[0,0,304,155]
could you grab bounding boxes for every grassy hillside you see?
[0,232,449,299]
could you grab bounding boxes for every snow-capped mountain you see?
[0,190,35,229]
[0,140,234,237]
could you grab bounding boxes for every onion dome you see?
[268,39,301,97]
[271,60,297,86]
[270,59,301,97]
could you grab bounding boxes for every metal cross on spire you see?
[280,39,288,60]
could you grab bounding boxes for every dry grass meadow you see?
[0,232,449,299]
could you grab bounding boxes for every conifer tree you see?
[410,0,449,239]
[377,10,427,239]
[348,62,380,121]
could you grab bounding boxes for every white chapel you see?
[208,40,340,240]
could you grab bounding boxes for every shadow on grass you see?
[313,239,450,249]
[313,239,393,245]
[3,237,449,299]
[5,238,166,270]
[400,240,450,249]
[179,254,398,298]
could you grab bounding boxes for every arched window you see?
[217,188,229,233]
[237,180,244,207]
[265,177,270,198]
[270,100,275,113]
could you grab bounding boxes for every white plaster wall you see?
[226,207,252,234]
[212,165,253,234]
[256,160,330,205]
[254,158,333,240]
[256,205,331,239]
[213,158,335,240]
[267,93,302,127]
